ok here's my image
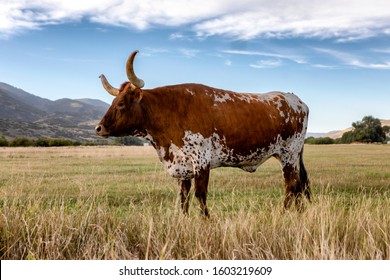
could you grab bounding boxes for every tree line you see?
[306,116,390,145]
[0,135,146,147]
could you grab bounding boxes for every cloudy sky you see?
[1,0,390,132]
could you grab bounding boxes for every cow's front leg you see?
[178,179,191,214]
[194,166,210,217]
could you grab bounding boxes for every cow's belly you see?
[211,145,273,173]
[156,131,274,179]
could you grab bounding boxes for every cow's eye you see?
[117,102,126,110]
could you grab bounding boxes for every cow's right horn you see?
[99,74,120,96]
[126,50,145,88]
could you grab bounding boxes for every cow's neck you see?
[138,88,186,149]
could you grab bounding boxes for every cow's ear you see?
[133,88,143,103]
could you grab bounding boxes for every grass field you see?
[0,144,389,260]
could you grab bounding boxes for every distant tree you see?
[35,138,51,147]
[341,116,386,143]
[352,116,385,143]
[383,126,390,135]
[305,137,334,144]
[10,137,34,147]
[340,130,354,144]
[0,133,9,147]
[384,126,390,141]
[304,137,314,144]
[49,139,75,146]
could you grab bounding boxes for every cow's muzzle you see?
[95,124,109,138]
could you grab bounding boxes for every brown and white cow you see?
[96,50,311,216]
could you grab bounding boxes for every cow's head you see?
[95,51,145,138]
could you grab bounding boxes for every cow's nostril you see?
[95,124,109,138]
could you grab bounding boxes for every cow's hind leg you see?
[178,179,191,214]
[277,144,310,212]
[282,163,304,211]
[194,166,210,217]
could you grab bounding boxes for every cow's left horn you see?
[99,74,120,96]
[126,50,145,88]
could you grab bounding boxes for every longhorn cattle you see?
[96,50,310,216]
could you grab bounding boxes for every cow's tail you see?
[299,146,311,201]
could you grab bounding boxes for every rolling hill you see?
[0,82,109,142]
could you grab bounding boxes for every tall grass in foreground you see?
[0,145,389,259]
[1,191,388,259]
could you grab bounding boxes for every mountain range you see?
[0,82,109,142]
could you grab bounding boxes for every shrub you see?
[10,138,34,147]
[49,139,74,147]
[0,133,8,147]
[8,137,82,147]
[114,136,145,146]
[35,138,51,147]
[305,137,334,145]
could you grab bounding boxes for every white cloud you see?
[169,32,185,40]
[194,0,390,40]
[223,49,306,64]
[142,47,170,57]
[1,0,390,41]
[0,0,108,38]
[335,32,376,43]
[224,59,232,66]
[372,48,390,54]
[250,60,282,69]
[310,64,337,69]
[179,48,200,58]
[349,60,390,70]
[313,47,390,69]
[141,47,201,59]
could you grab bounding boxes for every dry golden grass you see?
[0,145,389,259]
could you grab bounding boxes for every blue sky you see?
[1,0,390,133]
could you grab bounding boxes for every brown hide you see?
[138,83,307,158]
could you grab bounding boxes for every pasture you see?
[0,144,389,260]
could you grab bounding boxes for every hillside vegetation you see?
[0,82,109,142]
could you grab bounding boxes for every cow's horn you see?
[99,74,120,96]
[126,50,145,88]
